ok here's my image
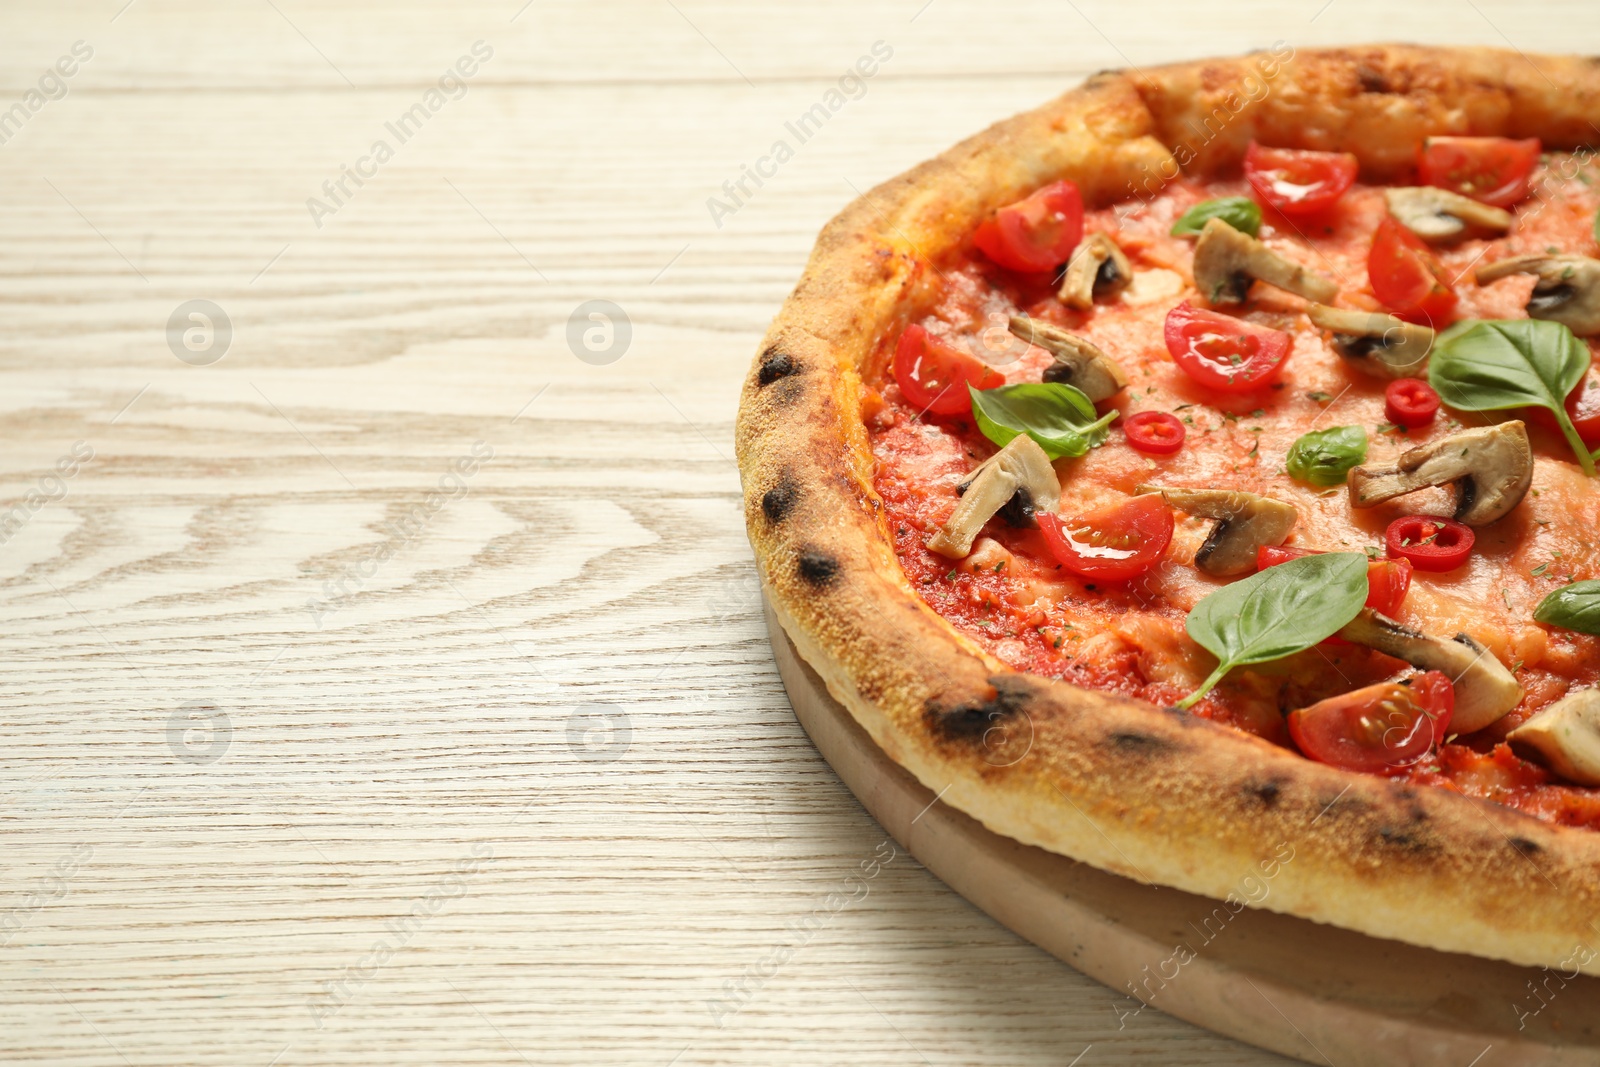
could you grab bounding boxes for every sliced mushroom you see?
[1007,316,1128,402]
[1347,422,1532,526]
[1191,217,1339,306]
[1507,689,1600,786]
[1475,255,1600,336]
[1134,484,1297,576]
[1384,187,1514,242]
[928,435,1061,559]
[1059,233,1133,310]
[1337,608,1524,733]
[1306,303,1435,379]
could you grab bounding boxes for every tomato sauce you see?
[867,154,1600,828]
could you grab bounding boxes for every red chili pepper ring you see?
[1123,411,1186,455]
[1385,378,1441,428]
[1385,515,1474,571]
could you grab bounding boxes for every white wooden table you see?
[0,3,1582,1063]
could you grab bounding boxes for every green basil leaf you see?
[1534,580,1600,635]
[1285,425,1367,487]
[1428,318,1595,474]
[968,382,1116,459]
[1593,206,1600,246]
[1171,197,1262,238]
[1177,552,1369,710]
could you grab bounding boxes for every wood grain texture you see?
[0,2,1576,1064]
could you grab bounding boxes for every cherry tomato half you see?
[1385,515,1474,572]
[1368,216,1458,326]
[1257,545,1413,617]
[1037,495,1174,582]
[1530,375,1600,449]
[1288,670,1455,774]
[892,324,1006,416]
[1417,136,1541,209]
[1366,556,1415,618]
[1385,378,1441,428]
[1243,142,1360,217]
[1163,304,1293,393]
[1122,411,1186,455]
[972,180,1085,274]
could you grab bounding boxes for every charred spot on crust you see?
[925,677,1031,744]
[1395,793,1430,827]
[1509,836,1542,857]
[770,375,805,407]
[1375,826,1432,853]
[1243,780,1283,808]
[796,549,838,587]
[761,475,800,523]
[1356,64,1393,93]
[1104,730,1176,754]
[758,348,800,387]
[1313,790,1366,821]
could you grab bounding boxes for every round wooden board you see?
[765,598,1600,1067]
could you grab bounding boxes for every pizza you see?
[736,44,1600,973]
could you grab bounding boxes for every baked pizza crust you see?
[736,45,1600,972]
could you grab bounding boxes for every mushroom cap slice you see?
[1507,689,1600,786]
[1347,421,1532,526]
[1058,233,1133,310]
[1337,608,1524,733]
[1191,217,1339,306]
[928,434,1061,559]
[1134,484,1297,576]
[1007,316,1128,402]
[1384,186,1514,242]
[1475,254,1600,336]
[1305,302,1434,379]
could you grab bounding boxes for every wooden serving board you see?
[766,599,1600,1067]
